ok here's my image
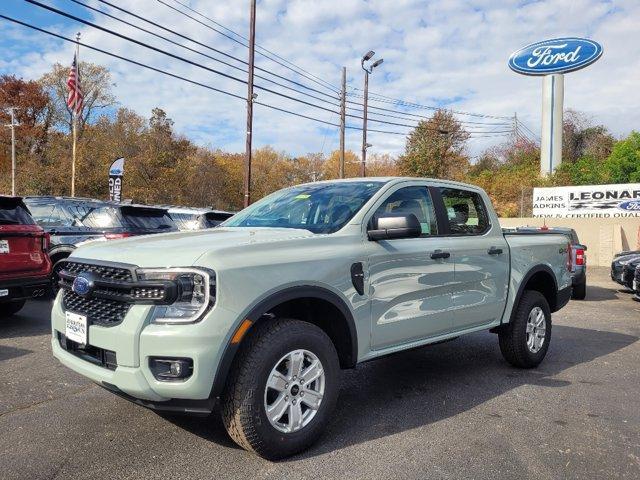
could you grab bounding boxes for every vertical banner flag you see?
[108,158,125,202]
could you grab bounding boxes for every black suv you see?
[24,197,178,288]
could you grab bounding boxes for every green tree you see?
[398,110,470,180]
[604,131,640,183]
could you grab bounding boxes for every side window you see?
[372,186,438,236]
[439,187,489,235]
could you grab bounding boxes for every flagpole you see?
[71,32,80,197]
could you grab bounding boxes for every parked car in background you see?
[24,196,109,286]
[52,178,573,459]
[633,265,640,301]
[166,206,234,231]
[611,252,640,286]
[25,197,179,290]
[621,256,640,291]
[0,196,51,318]
[512,226,587,299]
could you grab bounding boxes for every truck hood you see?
[71,227,315,267]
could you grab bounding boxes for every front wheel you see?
[498,290,552,368]
[221,318,340,460]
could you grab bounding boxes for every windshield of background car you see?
[170,212,202,231]
[82,207,177,231]
[0,199,35,225]
[26,201,97,227]
[223,182,385,234]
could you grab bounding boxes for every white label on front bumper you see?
[0,289,8,297]
[0,240,9,254]
[65,311,88,345]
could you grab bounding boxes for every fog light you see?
[150,357,193,381]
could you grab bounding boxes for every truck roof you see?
[295,176,483,190]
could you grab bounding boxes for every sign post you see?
[509,37,603,175]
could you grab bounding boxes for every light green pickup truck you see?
[52,178,572,459]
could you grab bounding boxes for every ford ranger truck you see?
[51,178,572,459]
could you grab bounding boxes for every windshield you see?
[223,181,385,234]
[0,201,35,225]
[82,206,177,231]
[25,201,98,227]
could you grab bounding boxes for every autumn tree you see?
[39,61,116,136]
[398,110,470,180]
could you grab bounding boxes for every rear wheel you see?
[572,278,586,300]
[0,300,26,318]
[221,318,340,460]
[499,290,551,368]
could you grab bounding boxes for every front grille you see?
[57,332,117,370]
[63,289,131,326]
[62,261,133,282]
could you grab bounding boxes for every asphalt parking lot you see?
[1,267,639,480]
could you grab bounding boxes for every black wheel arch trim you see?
[209,285,358,398]
[508,264,563,322]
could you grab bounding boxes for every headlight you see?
[136,267,215,324]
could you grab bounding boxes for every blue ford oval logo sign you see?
[618,200,640,212]
[509,37,603,75]
[72,274,93,297]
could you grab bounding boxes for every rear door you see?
[366,183,455,349]
[436,187,509,331]
[0,199,48,276]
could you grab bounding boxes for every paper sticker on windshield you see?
[294,194,310,200]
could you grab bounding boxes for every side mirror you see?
[368,213,421,241]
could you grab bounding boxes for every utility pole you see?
[339,66,346,179]
[243,0,257,208]
[360,51,383,178]
[5,107,18,196]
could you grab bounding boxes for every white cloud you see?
[1,0,638,159]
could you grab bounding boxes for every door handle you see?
[488,246,503,255]
[430,250,451,260]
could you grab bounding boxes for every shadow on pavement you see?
[0,299,52,340]
[168,325,638,459]
[0,345,33,362]
[583,285,620,301]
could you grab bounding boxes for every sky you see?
[0,0,638,160]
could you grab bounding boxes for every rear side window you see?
[0,201,35,225]
[373,186,438,236]
[439,187,489,235]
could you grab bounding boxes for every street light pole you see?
[361,69,368,177]
[243,0,257,208]
[360,51,383,178]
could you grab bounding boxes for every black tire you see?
[0,299,26,318]
[50,256,69,296]
[571,278,586,300]
[221,318,340,460]
[498,290,551,369]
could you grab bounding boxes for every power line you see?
[93,0,337,102]
[26,0,340,116]
[347,90,512,120]
[156,0,341,95]
[65,0,338,107]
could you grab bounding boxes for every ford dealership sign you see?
[533,184,640,218]
[509,37,603,75]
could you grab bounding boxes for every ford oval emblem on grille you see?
[72,274,93,297]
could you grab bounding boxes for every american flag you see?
[66,54,83,115]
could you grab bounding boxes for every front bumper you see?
[51,292,238,409]
[0,274,50,302]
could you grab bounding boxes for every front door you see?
[367,185,455,349]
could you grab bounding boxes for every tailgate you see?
[0,225,48,275]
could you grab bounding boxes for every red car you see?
[0,196,52,318]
